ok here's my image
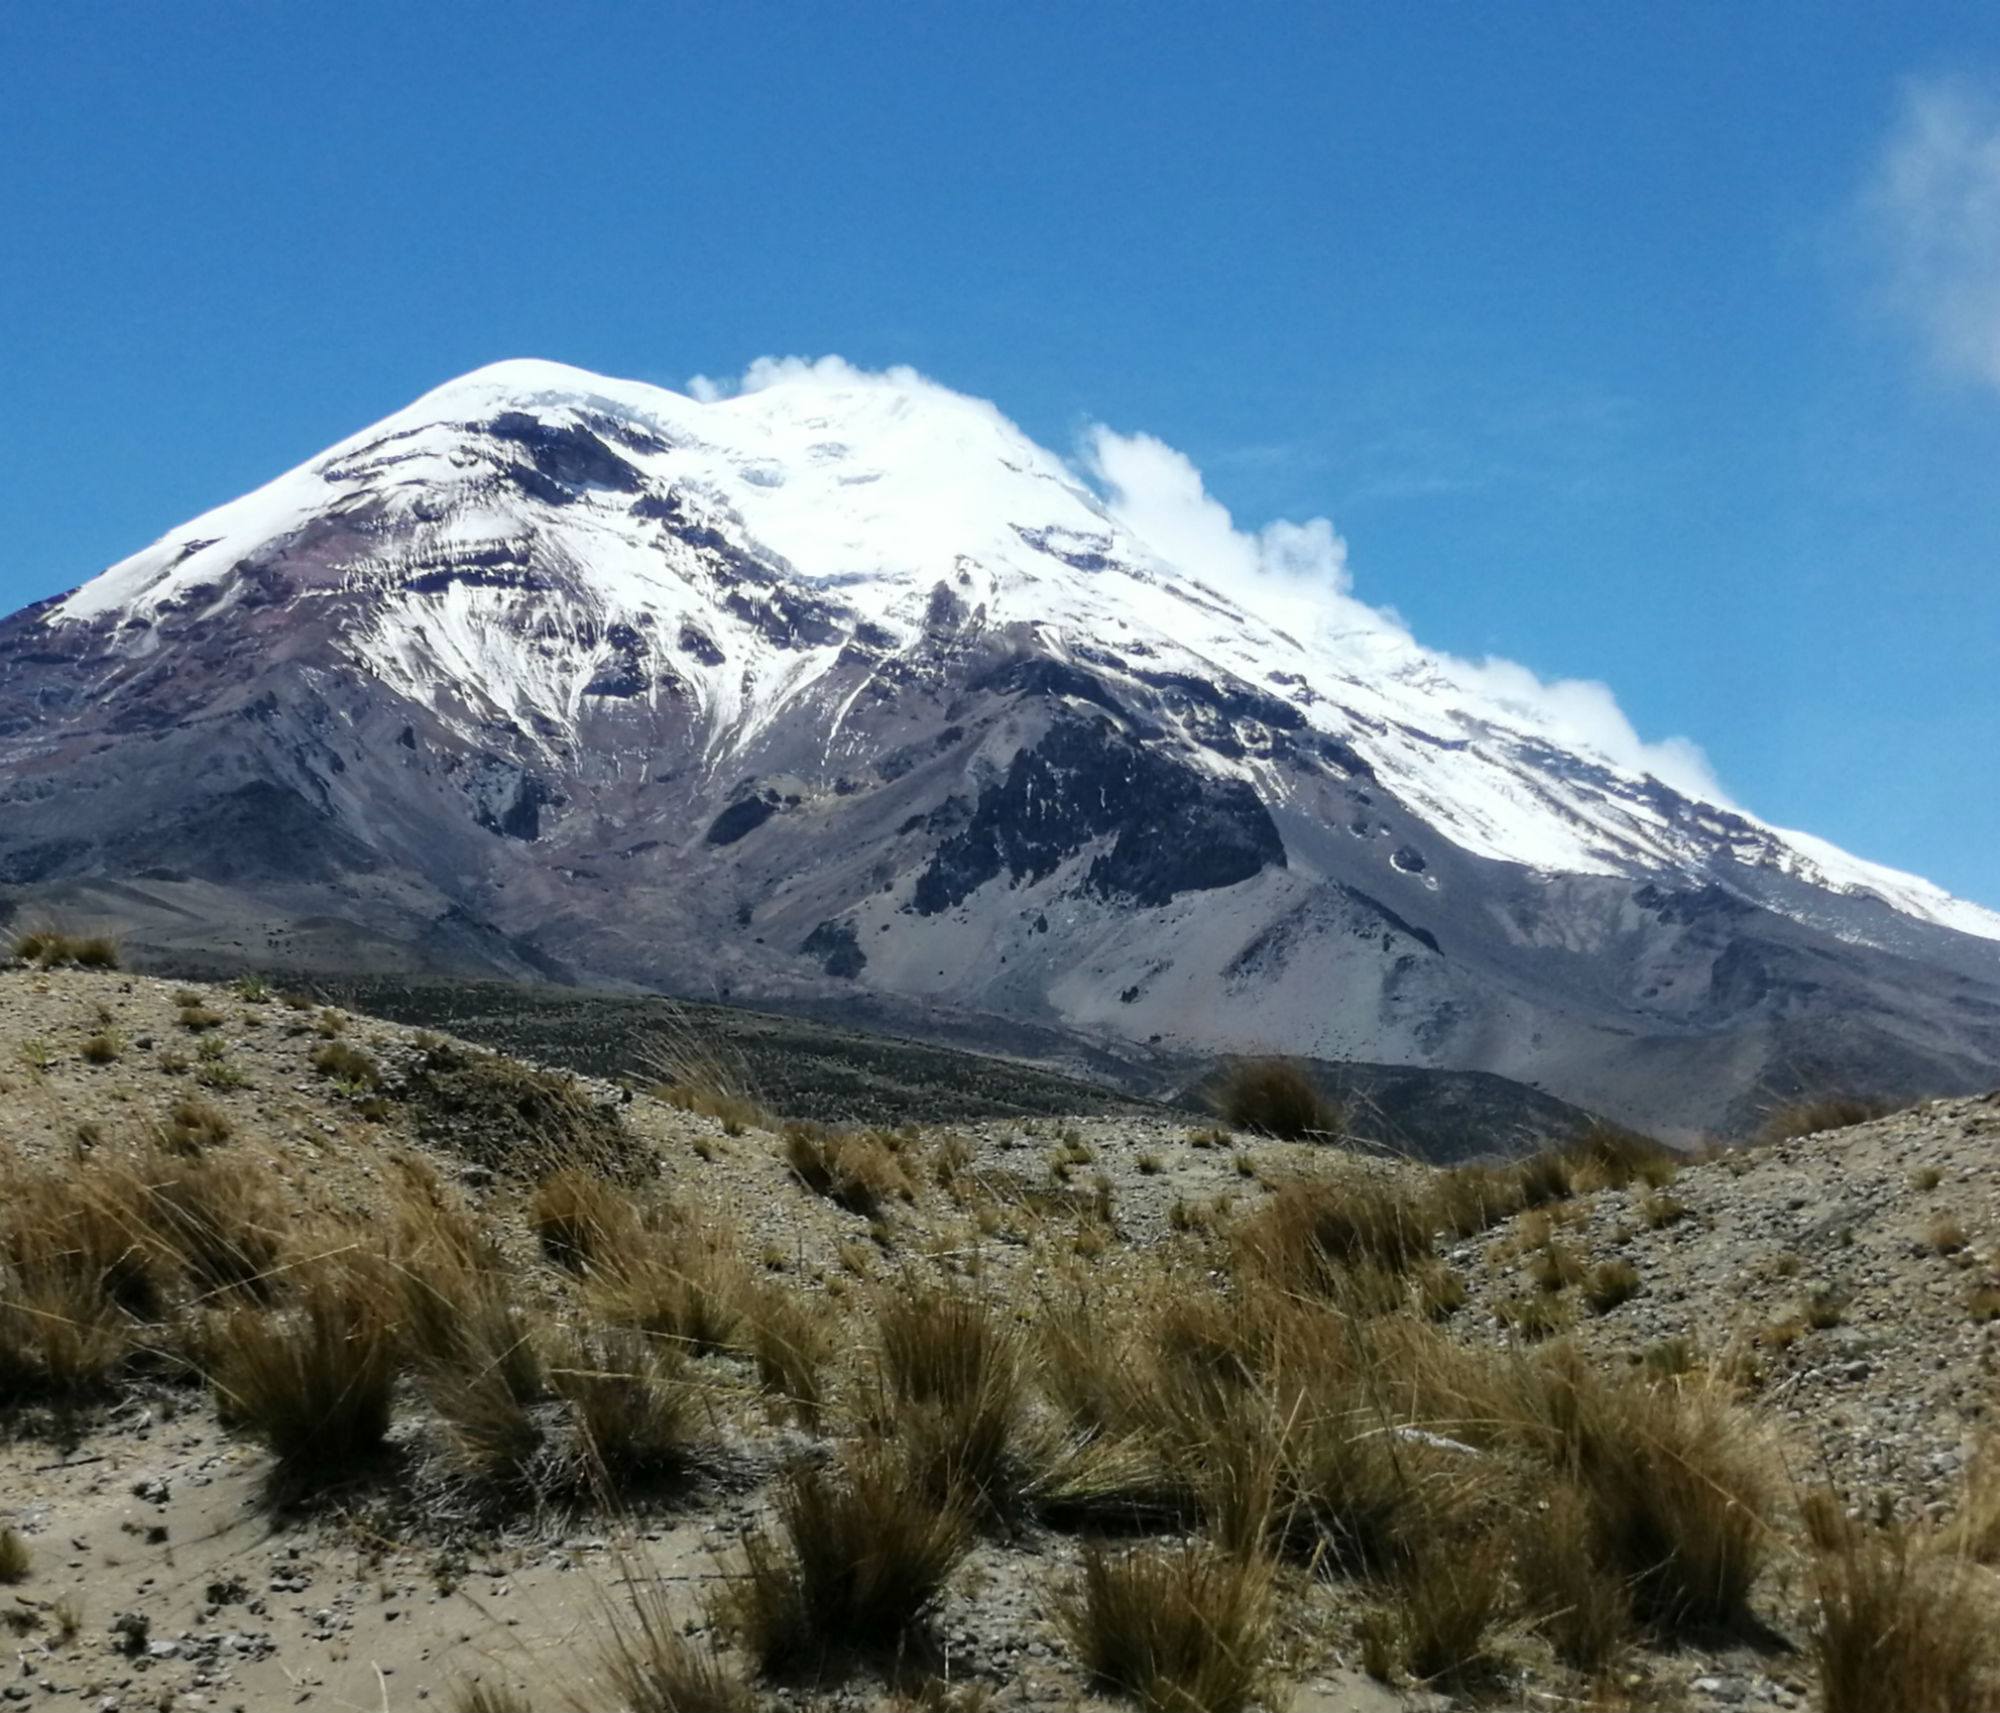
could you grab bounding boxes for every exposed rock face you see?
[1,358,1996,1138]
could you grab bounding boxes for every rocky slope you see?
[3,359,1998,1137]
[3,963,1999,1712]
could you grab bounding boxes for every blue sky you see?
[5,3,2000,908]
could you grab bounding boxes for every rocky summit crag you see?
[2,358,1997,1138]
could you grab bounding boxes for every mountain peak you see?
[4,360,1998,1138]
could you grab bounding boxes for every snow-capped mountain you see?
[4,358,1997,1136]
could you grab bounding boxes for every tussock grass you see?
[1385,1527,1510,1687]
[589,1224,750,1358]
[1583,1258,1641,1313]
[644,1015,770,1137]
[9,928,118,969]
[553,1327,702,1484]
[425,1362,546,1484]
[1234,1171,1432,1297]
[1807,1498,1997,1713]
[720,1443,974,1674]
[600,1573,755,1712]
[874,1283,1039,1520]
[310,1039,380,1087]
[1758,1094,1895,1144]
[0,1267,129,1403]
[2,1165,170,1320]
[740,1281,834,1426]
[0,1529,28,1584]
[530,1171,636,1273]
[1506,1347,1771,1631]
[1515,1478,1631,1669]
[1215,1058,1340,1140]
[784,1125,914,1216]
[206,1258,397,1479]
[1059,1541,1272,1713]
[127,1151,286,1298]
[159,1094,232,1155]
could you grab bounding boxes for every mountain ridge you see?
[3,357,1997,1138]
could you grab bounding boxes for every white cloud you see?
[687,354,938,401]
[1862,76,2000,389]
[1084,422,1730,804]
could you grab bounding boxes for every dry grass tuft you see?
[1515,1478,1631,1669]
[1758,1094,1895,1144]
[1234,1171,1432,1296]
[158,1094,232,1155]
[128,1151,287,1298]
[207,1258,397,1479]
[1215,1058,1341,1140]
[9,928,119,969]
[588,1221,750,1359]
[529,1171,636,1274]
[720,1443,974,1675]
[553,1327,702,1485]
[1058,1541,1272,1713]
[739,1283,834,1426]
[1385,1528,1510,1687]
[783,1125,915,1216]
[600,1572,755,1712]
[644,1015,770,1137]
[874,1283,1038,1521]
[1807,1499,1998,1713]
[1582,1258,1642,1313]
[0,1529,30,1584]
[1508,1348,1770,1631]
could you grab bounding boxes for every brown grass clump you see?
[720,1444,975,1675]
[0,1529,28,1583]
[127,1151,286,1298]
[1058,1541,1272,1713]
[1508,1348,1770,1631]
[1234,1171,1432,1297]
[588,1222,750,1359]
[784,1125,915,1217]
[1515,1478,1631,1669]
[2,1165,170,1320]
[1384,1528,1510,1688]
[644,1017,770,1137]
[529,1170,637,1273]
[158,1094,232,1154]
[309,1039,380,1087]
[873,1283,1038,1521]
[79,1032,121,1065]
[1807,1498,1997,1713]
[1559,1121,1677,1191]
[9,928,118,969]
[1215,1058,1340,1140]
[1758,1094,1895,1144]
[1527,1240,1586,1293]
[1582,1258,1641,1313]
[0,1267,130,1403]
[600,1573,755,1713]
[553,1328,703,1485]
[738,1281,834,1426]
[1927,1216,1969,1255]
[207,1259,397,1479]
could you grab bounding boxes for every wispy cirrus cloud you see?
[1862,75,2000,389]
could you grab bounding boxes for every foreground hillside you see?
[2,956,1999,1712]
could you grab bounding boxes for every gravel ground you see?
[1,962,1996,1712]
